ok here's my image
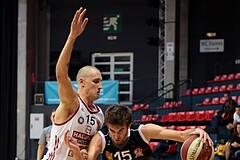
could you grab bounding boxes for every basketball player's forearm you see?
[88,147,101,160]
[56,37,76,77]
[56,7,88,77]
[88,133,102,160]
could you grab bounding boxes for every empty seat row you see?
[162,125,206,131]
[156,101,182,110]
[182,83,240,96]
[160,110,218,123]
[131,103,150,111]
[131,101,182,111]
[207,73,240,83]
[195,95,240,106]
[176,125,207,131]
[133,114,160,123]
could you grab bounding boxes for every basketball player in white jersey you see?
[64,105,214,160]
[42,7,104,160]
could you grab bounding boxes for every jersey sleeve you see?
[38,128,47,145]
[99,109,105,128]
[138,124,150,144]
[98,130,106,153]
[96,105,105,129]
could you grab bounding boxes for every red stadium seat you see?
[231,96,237,102]
[195,111,206,122]
[228,73,235,80]
[151,114,159,122]
[220,74,228,81]
[186,111,196,122]
[220,96,226,104]
[146,114,153,121]
[205,86,212,94]
[219,85,227,92]
[160,115,169,123]
[213,75,221,82]
[177,101,183,107]
[168,112,177,123]
[162,102,170,109]
[131,104,140,111]
[164,142,178,154]
[149,142,159,150]
[202,98,211,105]
[140,104,150,110]
[176,126,187,131]
[235,73,240,79]
[177,112,186,122]
[195,98,210,106]
[192,88,199,95]
[211,97,220,105]
[236,83,240,90]
[181,89,191,96]
[227,84,235,91]
[169,101,178,108]
[198,87,205,94]
[212,86,219,93]
[238,96,240,104]
[205,110,216,121]
[172,101,178,108]
[186,126,196,129]
[140,115,148,122]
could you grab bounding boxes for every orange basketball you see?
[180,135,214,160]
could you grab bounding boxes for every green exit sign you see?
[103,14,121,33]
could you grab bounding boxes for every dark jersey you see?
[98,123,153,160]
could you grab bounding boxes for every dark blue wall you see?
[188,0,240,88]
[48,0,159,101]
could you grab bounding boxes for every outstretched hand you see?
[64,130,80,152]
[64,130,88,160]
[189,128,214,146]
[69,7,89,39]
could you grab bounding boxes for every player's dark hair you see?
[105,104,132,126]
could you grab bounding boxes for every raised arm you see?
[141,124,213,146]
[55,7,88,123]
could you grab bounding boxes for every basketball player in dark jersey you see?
[99,123,153,160]
[64,104,213,160]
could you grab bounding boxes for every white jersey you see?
[233,112,240,123]
[42,97,104,160]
